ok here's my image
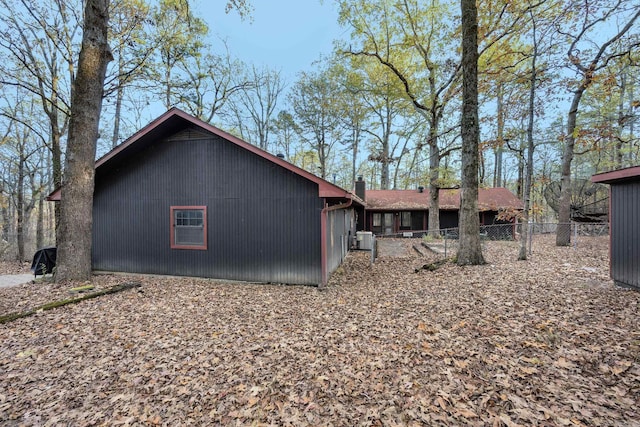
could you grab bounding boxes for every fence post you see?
[573,222,578,249]
[444,232,448,258]
[371,235,376,264]
[528,220,533,255]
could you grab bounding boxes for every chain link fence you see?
[377,222,609,259]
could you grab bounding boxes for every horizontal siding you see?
[93,128,323,285]
[611,182,640,288]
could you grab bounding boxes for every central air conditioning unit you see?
[356,231,373,250]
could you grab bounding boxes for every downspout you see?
[320,197,353,289]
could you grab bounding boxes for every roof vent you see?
[418,186,424,193]
[276,153,285,159]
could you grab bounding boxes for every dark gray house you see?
[592,166,640,289]
[49,108,363,286]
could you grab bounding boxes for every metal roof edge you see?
[592,165,640,184]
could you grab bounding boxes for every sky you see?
[192,0,348,82]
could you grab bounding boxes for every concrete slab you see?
[0,274,34,288]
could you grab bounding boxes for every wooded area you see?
[0,0,638,262]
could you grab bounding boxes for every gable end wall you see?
[92,128,324,285]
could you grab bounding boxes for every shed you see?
[592,166,640,289]
[49,108,363,286]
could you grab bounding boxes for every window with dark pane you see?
[401,211,412,228]
[373,213,381,227]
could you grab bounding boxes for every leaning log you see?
[0,282,141,324]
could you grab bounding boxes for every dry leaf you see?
[0,237,636,426]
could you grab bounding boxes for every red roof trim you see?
[592,166,640,184]
[48,108,362,204]
[46,187,61,201]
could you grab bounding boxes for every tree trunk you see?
[112,74,124,148]
[319,132,327,180]
[555,6,640,246]
[36,185,44,250]
[1,202,8,242]
[380,100,392,190]
[494,82,504,188]
[615,69,626,168]
[392,138,410,189]
[50,121,63,230]
[556,88,584,246]
[428,138,440,236]
[516,146,524,198]
[457,0,484,265]
[519,17,538,261]
[479,148,485,185]
[406,143,421,189]
[16,152,25,261]
[380,133,390,189]
[164,51,172,109]
[55,0,112,281]
[46,156,55,242]
[351,128,359,187]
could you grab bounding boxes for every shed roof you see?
[48,108,363,205]
[592,165,640,184]
[365,187,523,211]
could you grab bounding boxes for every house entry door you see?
[384,213,394,235]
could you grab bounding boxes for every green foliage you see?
[288,65,346,180]
[223,0,253,19]
[69,284,95,293]
[422,233,437,243]
[152,0,210,108]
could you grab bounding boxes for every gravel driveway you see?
[0,274,33,288]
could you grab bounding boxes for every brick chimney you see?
[355,175,366,201]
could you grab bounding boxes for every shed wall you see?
[92,128,324,285]
[325,208,356,278]
[610,181,640,288]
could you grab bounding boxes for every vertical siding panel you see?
[634,182,638,288]
[623,184,630,286]
[325,207,355,279]
[611,186,619,284]
[629,182,639,288]
[610,182,640,288]
[624,185,627,284]
[93,127,325,285]
[612,185,622,285]
[624,183,634,287]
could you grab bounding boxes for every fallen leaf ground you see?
[0,261,30,276]
[1,236,639,426]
